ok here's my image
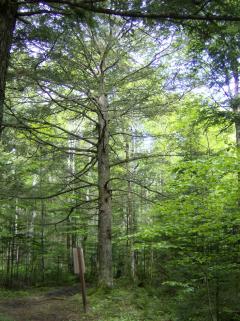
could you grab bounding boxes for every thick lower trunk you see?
[97,92,113,287]
[0,0,17,135]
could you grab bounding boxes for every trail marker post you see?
[73,247,87,313]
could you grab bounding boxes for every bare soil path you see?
[0,286,90,321]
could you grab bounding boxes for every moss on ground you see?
[0,283,172,321]
[74,284,170,321]
[0,314,15,321]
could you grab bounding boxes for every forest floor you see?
[0,283,171,321]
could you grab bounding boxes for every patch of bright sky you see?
[163,44,236,111]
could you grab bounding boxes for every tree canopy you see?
[0,1,240,321]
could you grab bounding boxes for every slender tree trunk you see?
[215,277,220,321]
[97,76,113,287]
[0,0,18,135]
[205,274,215,321]
[67,130,76,272]
[6,239,11,286]
[66,217,72,272]
[40,199,45,283]
[125,139,136,281]
[10,234,15,287]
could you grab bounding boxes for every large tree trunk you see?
[0,0,18,135]
[97,78,113,287]
[233,71,240,209]
[233,71,240,148]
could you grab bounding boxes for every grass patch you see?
[0,283,173,321]
[0,313,15,321]
[72,283,170,321]
[0,286,63,299]
[0,289,30,299]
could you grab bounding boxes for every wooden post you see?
[76,247,87,313]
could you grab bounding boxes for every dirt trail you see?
[0,286,89,321]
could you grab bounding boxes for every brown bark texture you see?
[0,0,17,136]
[97,85,113,287]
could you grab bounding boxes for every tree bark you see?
[125,138,136,281]
[0,0,18,136]
[233,71,240,148]
[97,78,113,287]
[232,70,240,211]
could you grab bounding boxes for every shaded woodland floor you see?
[0,284,168,321]
[0,286,87,321]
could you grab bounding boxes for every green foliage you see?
[84,285,167,321]
[1,3,240,320]
[0,315,14,321]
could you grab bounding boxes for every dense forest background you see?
[0,1,240,321]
